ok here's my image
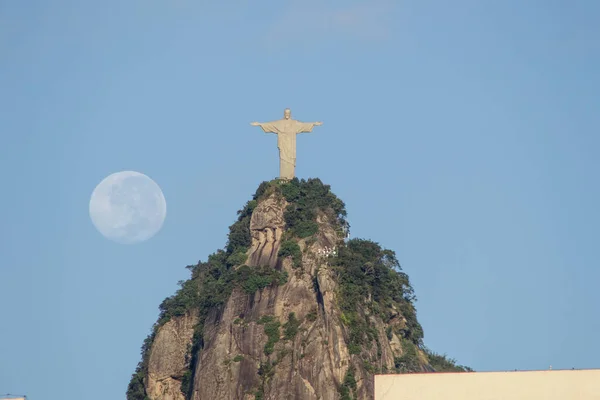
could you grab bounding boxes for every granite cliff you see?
[126,178,470,400]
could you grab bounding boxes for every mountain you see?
[126,178,471,400]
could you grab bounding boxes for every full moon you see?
[89,171,167,244]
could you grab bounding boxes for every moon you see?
[89,171,167,244]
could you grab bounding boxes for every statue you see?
[251,108,322,180]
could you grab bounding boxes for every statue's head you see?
[284,108,291,120]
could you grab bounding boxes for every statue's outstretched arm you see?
[250,121,278,134]
[297,121,323,133]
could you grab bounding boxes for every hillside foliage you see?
[423,347,474,372]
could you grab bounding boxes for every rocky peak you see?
[126,178,471,400]
[248,194,286,268]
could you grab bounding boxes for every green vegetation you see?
[330,238,423,363]
[233,355,244,362]
[258,315,281,355]
[227,247,248,266]
[288,216,319,238]
[279,178,347,239]
[306,307,318,322]
[276,349,290,363]
[363,360,377,374]
[393,339,422,373]
[339,366,357,400]
[126,370,149,400]
[283,312,301,340]
[278,240,302,268]
[423,347,474,372]
[125,328,157,400]
[235,265,288,294]
[255,360,276,400]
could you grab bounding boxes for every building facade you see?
[375,369,600,400]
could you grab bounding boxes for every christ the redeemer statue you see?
[250,108,322,180]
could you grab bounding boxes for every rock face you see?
[248,195,286,268]
[147,313,198,400]
[134,182,440,400]
[189,199,360,400]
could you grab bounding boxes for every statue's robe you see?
[259,119,317,180]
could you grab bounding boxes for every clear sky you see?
[1,1,599,399]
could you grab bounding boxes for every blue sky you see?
[1,1,599,399]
